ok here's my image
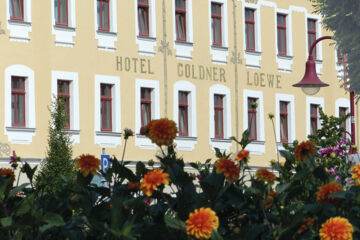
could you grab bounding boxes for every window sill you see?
[210,46,229,65]
[136,36,157,56]
[96,30,117,36]
[210,138,232,143]
[54,25,76,31]
[211,45,228,51]
[135,134,156,149]
[210,138,232,152]
[175,41,193,46]
[174,136,198,151]
[246,140,265,155]
[245,50,262,56]
[277,55,293,60]
[65,129,80,134]
[6,127,36,133]
[5,127,36,144]
[8,20,31,26]
[94,131,122,148]
[174,41,194,60]
[96,131,122,137]
[314,59,323,64]
[137,35,156,41]
[244,50,262,69]
[276,55,293,73]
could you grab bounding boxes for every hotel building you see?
[0,0,356,169]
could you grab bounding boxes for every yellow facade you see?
[0,0,356,168]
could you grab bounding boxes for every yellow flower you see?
[76,154,101,177]
[140,169,170,197]
[235,149,249,162]
[186,208,219,239]
[295,140,316,161]
[146,118,178,146]
[316,182,343,204]
[214,158,240,183]
[351,163,360,185]
[319,217,353,240]
[0,168,15,184]
[256,168,276,184]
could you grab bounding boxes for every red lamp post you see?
[293,36,357,152]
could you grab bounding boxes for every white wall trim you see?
[4,65,36,144]
[135,79,160,149]
[94,74,121,148]
[94,0,118,51]
[306,96,324,137]
[243,89,265,155]
[173,80,197,151]
[209,84,232,152]
[335,98,351,138]
[7,0,32,42]
[51,70,80,144]
[51,0,76,47]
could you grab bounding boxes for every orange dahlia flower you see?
[0,168,15,184]
[140,169,170,196]
[316,182,343,204]
[298,218,314,234]
[236,149,249,162]
[214,158,240,183]
[319,217,353,240]
[76,154,101,177]
[186,208,219,239]
[351,163,360,185]
[295,141,316,161]
[146,119,178,146]
[264,190,278,209]
[256,168,276,184]
[127,182,141,190]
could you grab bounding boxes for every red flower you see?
[214,158,240,183]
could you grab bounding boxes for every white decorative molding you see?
[51,70,80,144]
[135,79,160,149]
[4,65,36,144]
[209,0,229,64]
[173,81,197,151]
[6,0,32,42]
[94,74,122,148]
[209,84,232,152]
[51,0,76,47]
[94,0,118,51]
[134,0,157,56]
[243,89,265,154]
[306,96,324,137]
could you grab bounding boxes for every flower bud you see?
[148,159,154,166]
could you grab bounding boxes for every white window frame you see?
[243,89,265,155]
[173,81,197,151]
[275,9,293,73]
[243,2,262,69]
[209,0,228,65]
[209,84,231,152]
[94,0,118,51]
[7,0,32,42]
[306,96,324,137]
[134,0,157,56]
[51,0,76,47]
[306,14,323,74]
[51,70,80,144]
[275,94,295,151]
[135,79,160,149]
[94,74,121,148]
[335,98,351,139]
[5,65,36,144]
[173,0,194,60]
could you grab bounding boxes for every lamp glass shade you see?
[301,86,320,95]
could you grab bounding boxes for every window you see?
[141,88,152,127]
[11,77,26,127]
[279,101,288,142]
[57,80,71,129]
[307,19,317,58]
[277,14,286,56]
[211,3,222,46]
[10,0,24,21]
[339,107,348,138]
[175,0,186,41]
[138,0,149,36]
[55,0,68,26]
[214,94,224,138]
[101,84,112,131]
[310,104,318,135]
[248,97,257,140]
[337,48,346,63]
[97,0,110,31]
[179,91,189,136]
[245,8,255,51]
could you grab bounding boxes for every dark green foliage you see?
[35,97,75,194]
[310,0,360,94]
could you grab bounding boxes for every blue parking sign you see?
[101,154,111,176]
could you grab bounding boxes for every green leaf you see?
[136,161,147,177]
[211,230,223,240]
[14,194,35,216]
[0,216,12,227]
[39,224,55,233]
[0,178,10,201]
[42,212,65,227]
[276,183,291,193]
[164,215,186,230]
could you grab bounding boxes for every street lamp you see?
[293,36,357,152]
